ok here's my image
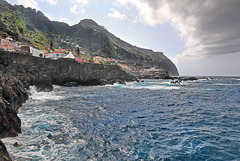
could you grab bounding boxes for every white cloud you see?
[70,4,86,14]
[70,4,81,14]
[114,0,240,63]
[43,0,58,6]
[81,8,86,14]
[17,0,39,9]
[71,0,89,7]
[17,0,57,9]
[107,8,127,20]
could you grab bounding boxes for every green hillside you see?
[0,0,58,49]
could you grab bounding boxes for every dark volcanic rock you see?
[0,51,136,88]
[0,140,11,161]
[0,72,27,161]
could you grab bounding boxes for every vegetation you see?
[0,1,58,49]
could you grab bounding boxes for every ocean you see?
[3,78,240,161]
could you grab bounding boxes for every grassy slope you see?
[0,1,55,49]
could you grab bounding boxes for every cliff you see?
[0,72,28,161]
[0,51,136,88]
[0,51,136,160]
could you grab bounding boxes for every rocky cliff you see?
[0,51,136,160]
[0,71,28,161]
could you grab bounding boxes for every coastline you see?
[1,51,232,160]
[0,51,136,160]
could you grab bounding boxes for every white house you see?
[30,47,44,57]
[21,46,44,57]
[45,52,68,59]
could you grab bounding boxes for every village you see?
[0,36,168,78]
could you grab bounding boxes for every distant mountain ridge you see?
[0,0,179,75]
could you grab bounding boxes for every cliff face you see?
[0,51,136,88]
[0,51,136,160]
[0,71,28,161]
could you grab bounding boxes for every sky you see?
[6,0,240,76]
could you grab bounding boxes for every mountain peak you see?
[78,19,98,27]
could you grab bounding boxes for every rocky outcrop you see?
[0,51,137,160]
[0,140,11,161]
[0,51,136,89]
[0,72,28,161]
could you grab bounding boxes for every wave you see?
[28,86,65,101]
[108,81,180,90]
[123,85,180,90]
[215,83,240,86]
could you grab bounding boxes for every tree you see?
[50,41,53,50]
[77,47,80,55]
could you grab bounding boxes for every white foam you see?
[3,106,87,160]
[215,83,240,86]
[28,86,65,101]
[122,85,180,90]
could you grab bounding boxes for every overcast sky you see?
[7,0,240,76]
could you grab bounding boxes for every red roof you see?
[52,52,66,54]
[75,58,87,62]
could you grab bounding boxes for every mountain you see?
[63,19,179,75]
[0,1,179,75]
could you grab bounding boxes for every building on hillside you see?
[21,46,44,57]
[75,58,87,63]
[30,47,44,57]
[45,47,50,51]
[0,45,14,52]
[144,67,164,73]
[55,49,69,53]
[80,51,87,55]
[93,56,104,63]
[21,45,31,53]
[45,52,67,59]
[5,37,13,41]
[0,38,12,46]
[64,51,75,59]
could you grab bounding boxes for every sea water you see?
[2,78,240,160]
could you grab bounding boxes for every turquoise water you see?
[3,78,240,160]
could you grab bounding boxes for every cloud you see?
[107,8,127,20]
[17,0,57,9]
[42,0,58,6]
[70,4,85,14]
[70,4,80,14]
[71,0,89,7]
[17,0,39,9]
[114,0,240,62]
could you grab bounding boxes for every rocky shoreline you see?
[0,51,137,160]
[0,72,28,161]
